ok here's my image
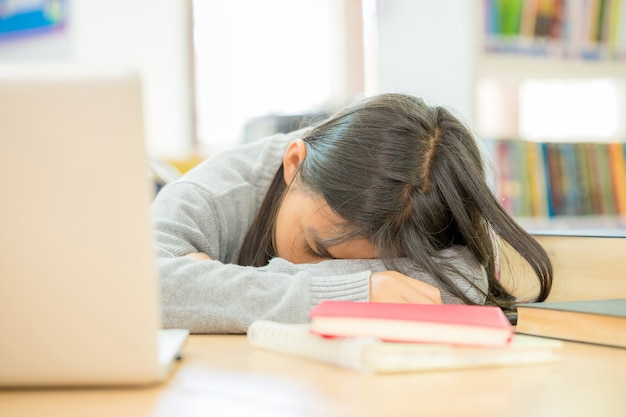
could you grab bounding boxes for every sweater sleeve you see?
[156,247,486,334]
[152,179,372,334]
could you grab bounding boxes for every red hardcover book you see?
[309,301,513,347]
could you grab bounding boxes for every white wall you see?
[72,0,193,158]
[2,0,477,156]
[0,0,193,158]
[372,0,476,126]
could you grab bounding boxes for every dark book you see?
[516,299,626,348]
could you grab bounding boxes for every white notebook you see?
[248,320,562,374]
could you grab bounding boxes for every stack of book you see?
[516,298,626,348]
[247,301,562,374]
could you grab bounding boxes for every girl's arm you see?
[153,180,373,333]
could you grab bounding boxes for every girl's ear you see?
[282,139,307,185]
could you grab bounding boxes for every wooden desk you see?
[1,334,625,417]
[3,235,625,416]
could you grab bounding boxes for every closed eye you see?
[304,241,324,259]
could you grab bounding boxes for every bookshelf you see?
[475,0,626,233]
[371,1,625,232]
[482,0,626,61]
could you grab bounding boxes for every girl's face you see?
[274,185,378,264]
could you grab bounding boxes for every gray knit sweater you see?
[151,129,488,334]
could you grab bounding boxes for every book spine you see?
[574,143,593,215]
[596,143,618,215]
[496,140,514,213]
[618,0,626,57]
[545,143,564,216]
[583,142,605,214]
[608,142,626,215]
[560,142,579,215]
[541,142,555,217]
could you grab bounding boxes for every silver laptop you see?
[0,64,188,387]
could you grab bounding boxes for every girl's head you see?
[293,94,487,258]
[240,93,552,306]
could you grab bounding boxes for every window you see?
[519,79,624,142]
[193,0,346,154]
[477,77,625,142]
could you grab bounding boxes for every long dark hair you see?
[239,93,552,306]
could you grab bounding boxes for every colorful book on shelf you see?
[483,0,626,59]
[527,140,549,217]
[582,142,604,214]
[308,301,514,348]
[496,140,514,213]
[516,139,534,217]
[540,141,554,217]
[545,143,564,216]
[560,142,579,216]
[499,0,524,36]
[595,143,617,215]
[492,140,626,218]
[519,0,539,41]
[608,142,626,215]
[516,299,626,348]
[247,320,561,374]
[575,143,593,214]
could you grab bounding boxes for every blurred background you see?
[2,0,626,230]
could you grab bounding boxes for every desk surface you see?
[1,334,626,417]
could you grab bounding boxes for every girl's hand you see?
[370,271,442,304]
[185,252,212,262]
